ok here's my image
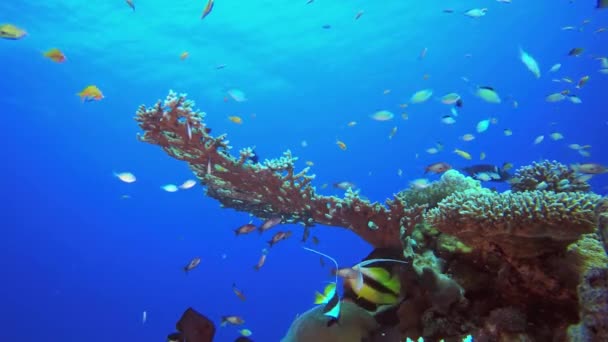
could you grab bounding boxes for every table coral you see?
[424,189,600,257]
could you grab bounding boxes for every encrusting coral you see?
[135,92,608,341]
[511,159,591,193]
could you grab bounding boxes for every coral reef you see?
[511,160,591,193]
[596,197,608,255]
[135,92,608,341]
[567,267,608,341]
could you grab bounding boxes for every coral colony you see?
[137,91,608,341]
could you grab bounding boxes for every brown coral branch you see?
[135,91,406,248]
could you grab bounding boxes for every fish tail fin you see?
[314,291,326,304]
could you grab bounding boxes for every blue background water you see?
[1,1,607,341]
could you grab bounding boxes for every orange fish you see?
[180,51,189,60]
[424,162,452,174]
[268,231,292,247]
[43,48,66,63]
[234,223,256,236]
[201,0,214,19]
[254,248,268,271]
[125,0,135,10]
[77,85,104,102]
[336,140,347,150]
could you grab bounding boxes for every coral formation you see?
[396,169,481,209]
[596,197,608,255]
[425,189,600,257]
[135,91,410,248]
[511,160,591,193]
[135,92,608,342]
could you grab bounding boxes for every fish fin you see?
[323,283,336,296]
[303,247,340,284]
[356,258,408,269]
[314,291,327,304]
[349,268,364,292]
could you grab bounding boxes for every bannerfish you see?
[305,247,342,326]
[333,258,406,307]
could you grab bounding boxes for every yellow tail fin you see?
[314,291,326,304]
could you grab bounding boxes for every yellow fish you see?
[336,140,347,150]
[43,48,66,63]
[454,149,472,160]
[0,24,27,40]
[228,116,243,124]
[77,85,104,102]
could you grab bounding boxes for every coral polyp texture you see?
[135,91,414,248]
[511,159,591,193]
[424,189,600,257]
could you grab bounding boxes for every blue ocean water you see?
[1,1,607,341]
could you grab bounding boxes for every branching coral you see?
[424,189,600,257]
[511,160,591,193]
[136,91,412,248]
